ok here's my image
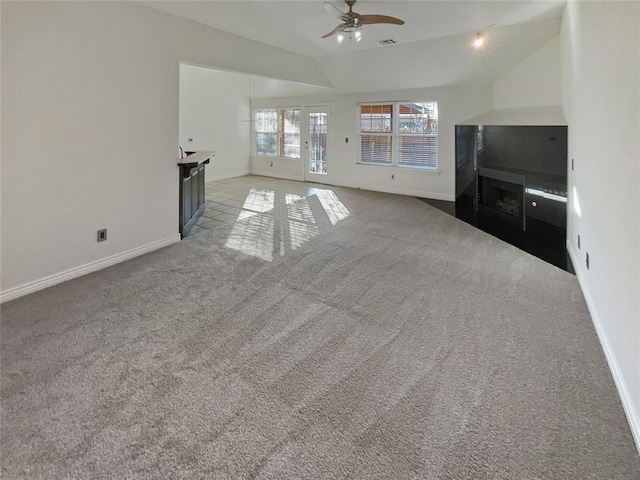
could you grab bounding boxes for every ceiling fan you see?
[322,0,405,40]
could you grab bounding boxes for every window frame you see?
[357,101,438,170]
[254,108,279,157]
[253,107,301,158]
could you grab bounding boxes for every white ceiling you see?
[142,1,566,97]
[141,0,566,58]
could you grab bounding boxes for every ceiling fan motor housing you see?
[322,0,405,39]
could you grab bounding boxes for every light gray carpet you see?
[2,176,639,479]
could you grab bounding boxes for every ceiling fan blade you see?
[324,2,348,21]
[360,14,405,26]
[321,24,344,38]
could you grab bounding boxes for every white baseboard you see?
[567,241,640,454]
[244,173,455,201]
[205,169,250,182]
[376,186,454,201]
[249,169,303,181]
[339,182,455,201]
[0,234,181,304]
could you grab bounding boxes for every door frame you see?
[302,104,333,184]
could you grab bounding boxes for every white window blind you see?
[255,109,278,156]
[254,108,301,158]
[397,102,437,168]
[359,104,393,164]
[281,108,300,158]
[358,101,438,169]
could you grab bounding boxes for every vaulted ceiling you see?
[140,1,566,96]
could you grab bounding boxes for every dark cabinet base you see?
[179,161,208,238]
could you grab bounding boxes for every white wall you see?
[179,65,251,181]
[461,106,566,126]
[461,32,564,126]
[0,1,331,299]
[251,83,493,200]
[561,0,640,451]
[493,36,561,109]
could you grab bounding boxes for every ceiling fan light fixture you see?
[337,33,344,42]
[322,0,404,41]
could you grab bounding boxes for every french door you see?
[303,105,331,183]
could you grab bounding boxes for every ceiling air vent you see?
[378,38,397,45]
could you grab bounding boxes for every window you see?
[360,104,393,164]
[281,109,301,158]
[254,108,300,158]
[358,101,438,169]
[255,109,278,156]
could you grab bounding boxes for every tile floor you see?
[189,176,258,234]
[187,174,366,262]
[188,174,343,236]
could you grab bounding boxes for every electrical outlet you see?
[345,137,349,143]
[187,138,193,143]
[97,229,107,242]
[585,252,590,270]
[577,234,581,249]
[269,161,273,167]
[391,174,395,179]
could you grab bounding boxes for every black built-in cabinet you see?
[178,151,214,238]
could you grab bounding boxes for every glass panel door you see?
[303,106,331,183]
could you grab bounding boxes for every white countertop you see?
[177,151,215,167]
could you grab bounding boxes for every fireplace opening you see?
[476,169,526,230]
[481,178,523,218]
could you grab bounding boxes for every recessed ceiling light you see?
[472,33,485,49]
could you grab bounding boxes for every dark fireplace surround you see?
[450,125,570,271]
[477,167,526,230]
